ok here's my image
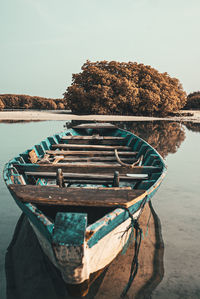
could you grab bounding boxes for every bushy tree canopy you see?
[64,60,187,116]
[0,99,5,110]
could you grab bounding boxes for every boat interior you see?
[6,123,165,224]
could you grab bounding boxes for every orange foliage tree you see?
[0,98,5,110]
[64,60,186,116]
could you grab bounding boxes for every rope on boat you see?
[118,196,148,298]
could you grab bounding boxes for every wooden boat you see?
[4,122,167,296]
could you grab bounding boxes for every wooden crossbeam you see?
[51,144,131,151]
[46,150,138,156]
[14,162,161,175]
[8,184,146,208]
[61,136,124,140]
[46,156,138,163]
[72,123,117,130]
[25,171,149,181]
[61,135,125,145]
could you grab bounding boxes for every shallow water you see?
[0,120,200,298]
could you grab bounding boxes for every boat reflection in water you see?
[5,201,163,299]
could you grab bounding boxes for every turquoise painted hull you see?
[4,122,167,291]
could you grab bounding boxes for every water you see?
[0,120,200,298]
[0,121,66,297]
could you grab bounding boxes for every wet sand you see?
[0,110,200,122]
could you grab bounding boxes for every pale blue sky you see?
[1,0,200,98]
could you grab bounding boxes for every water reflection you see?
[183,122,200,132]
[3,120,200,299]
[67,120,186,158]
[118,121,185,158]
[5,202,164,299]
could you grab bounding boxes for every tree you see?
[64,60,187,116]
[57,102,65,110]
[0,98,5,110]
[46,100,57,110]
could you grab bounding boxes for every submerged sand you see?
[0,110,200,122]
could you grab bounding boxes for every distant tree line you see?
[1,61,199,115]
[0,94,68,111]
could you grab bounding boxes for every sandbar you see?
[0,110,200,123]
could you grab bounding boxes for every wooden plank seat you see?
[24,171,149,181]
[61,136,126,145]
[8,184,147,208]
[72,123,117,130]
[51,144,132,151]
[61,136,124,140]
[14,163,162,175]
[46,150,138,156]
[41,156,138,163]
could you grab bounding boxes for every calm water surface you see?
[0,120,200,299]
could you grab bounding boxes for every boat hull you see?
[4,122,167,295]
[29,204,142,285]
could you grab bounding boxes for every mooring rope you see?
[118,196,148,297]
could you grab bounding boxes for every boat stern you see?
[52,212,89,284]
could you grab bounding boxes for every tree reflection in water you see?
[183,121,200,133]
[68,120,186,159]
[112,121,186,158]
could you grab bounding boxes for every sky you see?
[0,0,200,98]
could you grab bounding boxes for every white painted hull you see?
[30,208,141,285]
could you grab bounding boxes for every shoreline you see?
[0,110,200,123]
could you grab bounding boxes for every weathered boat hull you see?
[5,202,164,299]
[30,207,141,284]
[4,122,167,295]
